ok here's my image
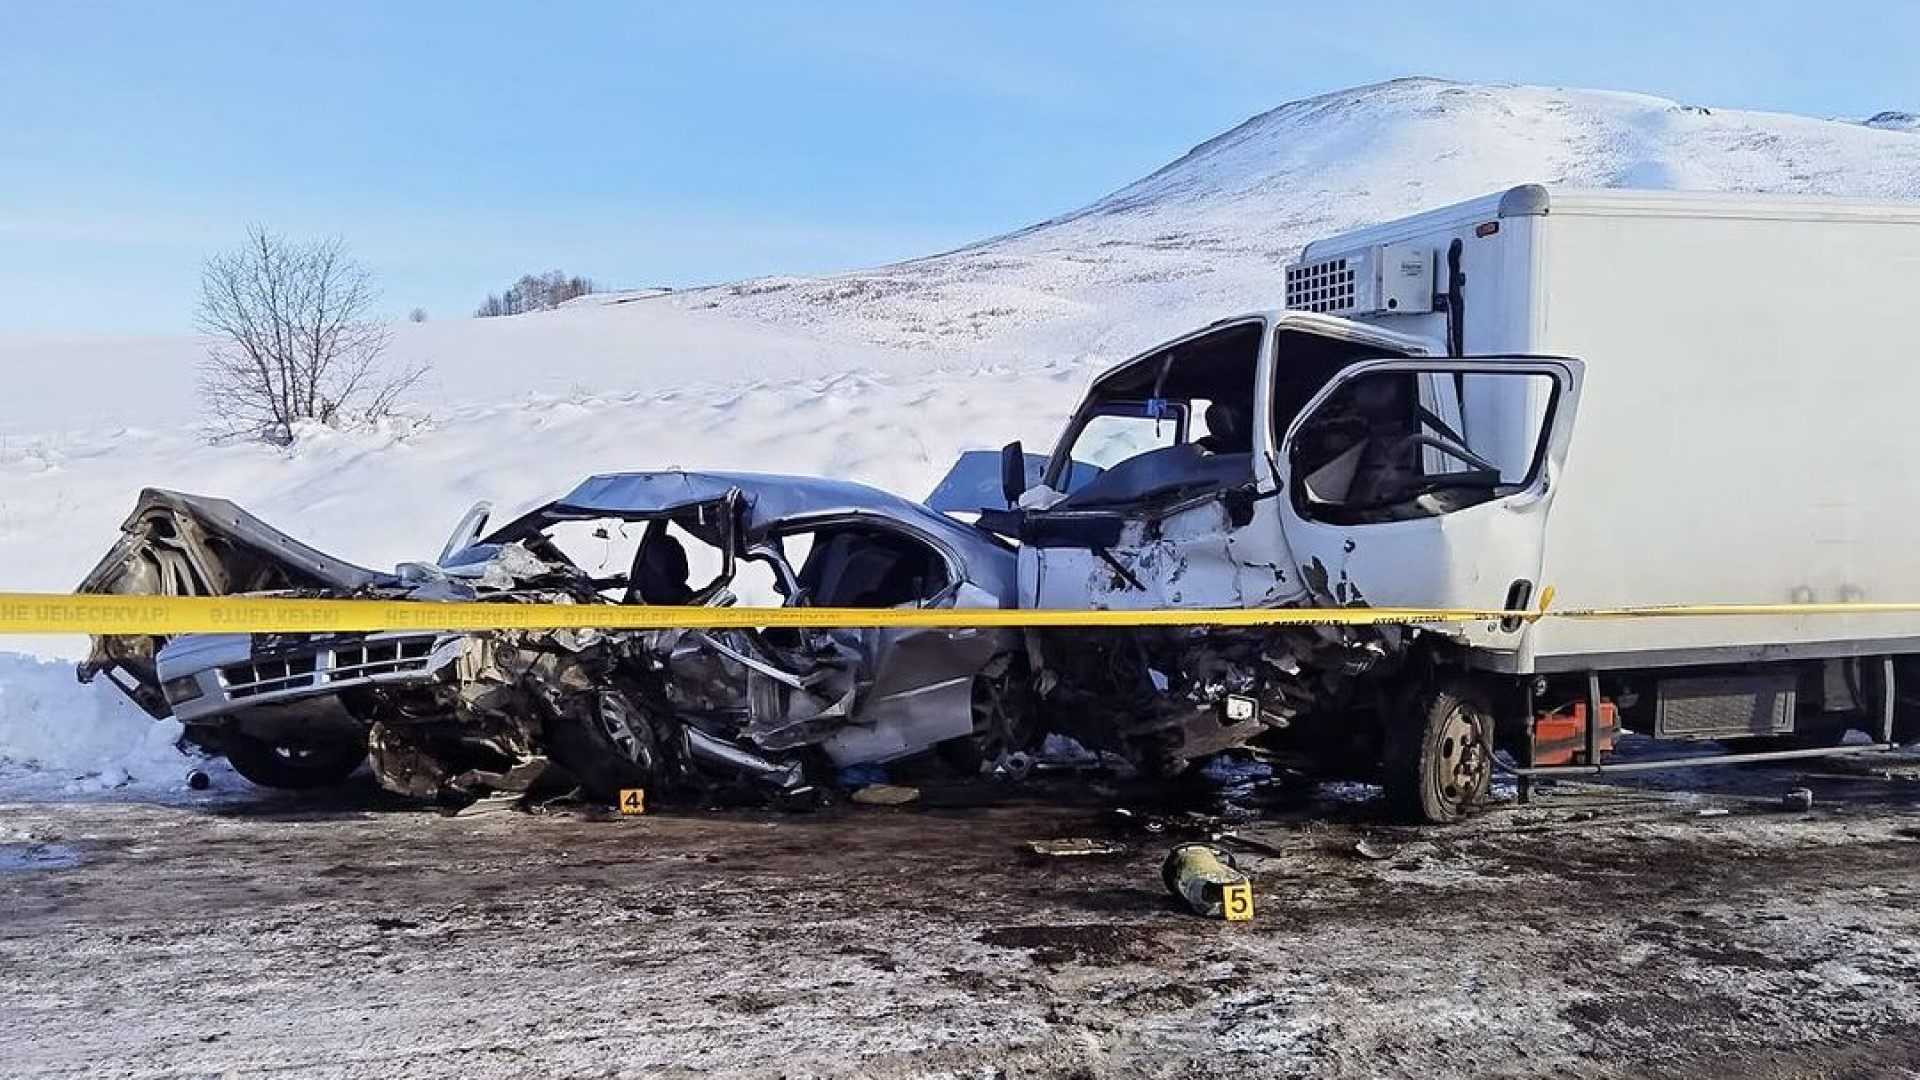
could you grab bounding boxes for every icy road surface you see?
[7,768,1920,1079]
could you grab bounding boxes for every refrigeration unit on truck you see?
[984,184,1920,822]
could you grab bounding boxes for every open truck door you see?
[998,313,1445,612]
[1273,356,1583,645]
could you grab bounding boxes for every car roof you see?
[551,469,1012,568]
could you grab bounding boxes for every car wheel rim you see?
[595,693,655,770]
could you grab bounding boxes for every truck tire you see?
[1385,682,1493,824]
[222,731,367,789]
[544,689,664,802]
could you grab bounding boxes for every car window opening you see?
[789,525,950,608]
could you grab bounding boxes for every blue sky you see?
[4,1,1917,333]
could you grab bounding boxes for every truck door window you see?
[1267,327,1418,453]
[1290,369,1557,524]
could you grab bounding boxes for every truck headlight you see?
[162,676,205,705]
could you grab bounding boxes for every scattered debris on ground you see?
[1160,842,1251,919]
[10,754,1920,1077]
[1028,837,1129,858]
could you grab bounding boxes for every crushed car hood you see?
[78,489,389,598]
[75,489,399,715]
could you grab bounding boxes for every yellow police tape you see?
[8,591,1920,635]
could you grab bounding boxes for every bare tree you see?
[197,227,424,444]
[408,306,428,324]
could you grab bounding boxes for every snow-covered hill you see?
[5,77,1919,790]
[15,79,1920,436]
[635,78,1920,359]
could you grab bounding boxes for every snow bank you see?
[0,652,190,794]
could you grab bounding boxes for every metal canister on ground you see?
[1161,842,1255,920]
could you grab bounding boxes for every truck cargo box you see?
[1294,186,1920,674]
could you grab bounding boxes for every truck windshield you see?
[1060,403,1189,489]
[1047,320,1263,497]
[1290,369,1556,523]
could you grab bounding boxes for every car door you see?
[765,519,1008,764]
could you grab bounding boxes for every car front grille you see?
[330,638,435,680]
[218,636,439,700]
[221,655,319,699]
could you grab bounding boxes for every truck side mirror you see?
[1000,441,1026,506]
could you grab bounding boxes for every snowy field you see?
[4,77,1920,793]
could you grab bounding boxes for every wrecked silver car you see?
[78,475,1030,804]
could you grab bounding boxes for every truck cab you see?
[1001,311,1582,645]
[985,309,1583,818]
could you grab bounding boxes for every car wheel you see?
[222,731,367,789]
[1384,681,1493,824]
[546,689,664,802]
[939,662,1036,776]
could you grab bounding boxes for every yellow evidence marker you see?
[618,788,646,815]
[1221,880,1255,921]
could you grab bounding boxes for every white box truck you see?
[988,185,1920,822]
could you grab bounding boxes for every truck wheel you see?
[1385,682,1493,824]
[545,690,663,802]
[222,732,367,789]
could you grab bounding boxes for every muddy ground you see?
[6,756,1920,1080]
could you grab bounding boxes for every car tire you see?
[222,731,367,789]
[545,689,664,802]
[1384,681,1493,824]
[937,662,1036,776]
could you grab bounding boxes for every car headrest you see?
[630,533,693,605]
